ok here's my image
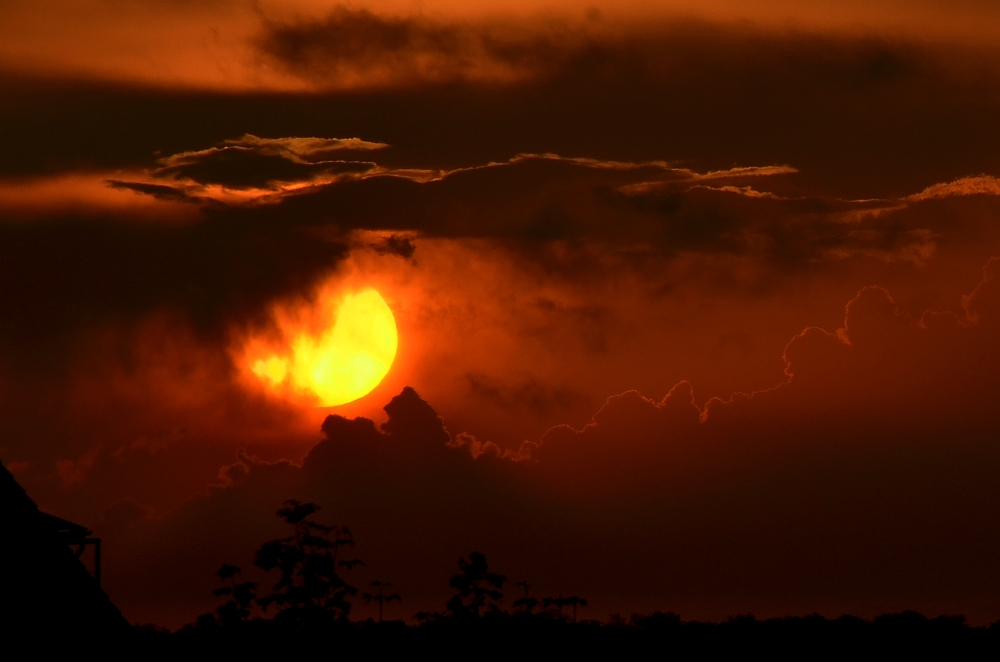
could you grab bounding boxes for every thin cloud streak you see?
[5,0,1000,632]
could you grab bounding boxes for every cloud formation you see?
[5,3,1000,632]
[257,7,575,87]
[0,211,349,356]
[88,257,1000,627]
[109,146,967,275]
[153,134,384,190]
[4,14,1000,195]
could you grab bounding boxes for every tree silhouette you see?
[445,551,506,618]
[563,596,587,622]
[253,500,364,626]
[363,580,401,623]
[211,564,258,626]
[542,595,588,621]
[542,596,563,619]
[513,581,538,615]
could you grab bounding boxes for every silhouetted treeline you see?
[136,609,1000,658]
[124,503,1000,657]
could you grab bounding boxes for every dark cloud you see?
[465,372,590,418]
[188,153,946,272]
[155,147,372,190]
[84,141,1000,329]
[256,9,929,94]
[106,180,200,203]
[101,261,1000,626]
[0,212,348,360]
[371,234,416,259]
[7,8,1000,630]
[101,496,157,533]
[257,7,567,85]
[101,387,527,625]
[153,134,379,189]
[3,20,1000,197]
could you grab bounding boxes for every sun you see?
[251,289,398,407]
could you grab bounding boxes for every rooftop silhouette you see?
[0,460,128,642]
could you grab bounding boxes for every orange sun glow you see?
[249,289,398,407]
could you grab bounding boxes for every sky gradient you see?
[4,0,1000,628]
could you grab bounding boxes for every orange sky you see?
[4,1,1000,89]
[4,0,1000,629]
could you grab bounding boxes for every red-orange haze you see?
[4,0,1000,630]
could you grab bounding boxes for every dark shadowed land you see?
[136,511,1000,657]
[4,457,1000,657]
[135,612,1000,659]
[7,5,1000,651]
[143,534,1000,657]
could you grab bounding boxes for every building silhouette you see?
[0,461,129,641]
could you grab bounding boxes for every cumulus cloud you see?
[98,257,1000,626]
[4,127,1000,525]
[3,131,995,480]
[7,7,1000,629]
[907,175,1000,201]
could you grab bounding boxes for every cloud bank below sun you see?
[88,255,1000,627]
[4,0,1000,631]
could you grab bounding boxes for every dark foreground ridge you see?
[139,499,1000,658]
[139,611,1000,658]
[4,464,1000,657]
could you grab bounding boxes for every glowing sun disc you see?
[252,289,398,407]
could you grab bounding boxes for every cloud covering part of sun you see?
[82,256,1000,627]
[6,0,1000,632]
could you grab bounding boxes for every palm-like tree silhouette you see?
[254,500,364,626]
[445,551,506,618]
[363,580,401,623]
[563,596,587,622]
[513,581,538,614]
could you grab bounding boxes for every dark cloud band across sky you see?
[4,17,1000,197]
[4,2,1000,631]
[106,265,1000,626]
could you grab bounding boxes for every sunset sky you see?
[5,0,1000,628]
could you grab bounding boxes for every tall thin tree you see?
[363,580,402,623]
[513,581,538,614]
